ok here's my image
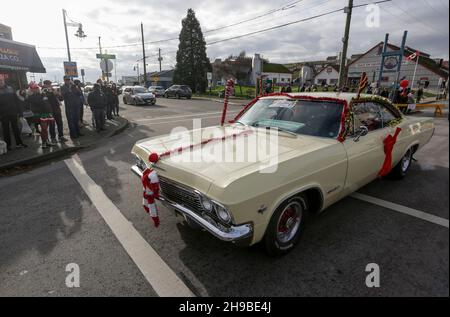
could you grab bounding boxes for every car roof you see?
[260,92,389,104]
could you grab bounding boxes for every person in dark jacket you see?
[0,78,27,150]
[43,80,66,142]
[27,83,55,148]
[73,80,86,128]
[88,84,107,132]
[61,76,82,139]
[105,83,114,120]
[111,83,120,116]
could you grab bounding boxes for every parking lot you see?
[0,98,448,297]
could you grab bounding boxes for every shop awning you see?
[0,38,46,73]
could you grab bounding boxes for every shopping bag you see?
[20,117,33,135]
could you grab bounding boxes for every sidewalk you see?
[0,106,128,174]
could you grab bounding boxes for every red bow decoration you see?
[142,168,161,227]
[379,127,402,177]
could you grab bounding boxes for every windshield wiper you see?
[251,123,298,137]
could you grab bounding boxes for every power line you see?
[205,0,392,46]
[203,0,304,34]
[206,0,331,42]
[37,0,307,51]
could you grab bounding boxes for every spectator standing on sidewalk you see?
[73,80,86,128]
[27,83,55,149]
[105,83,114,120]
[0,78,27,151]
[61,76,82,139]
[111,83,120,116]
[88,84,107,132]
[416,87,424,103]
[43,80,67,143]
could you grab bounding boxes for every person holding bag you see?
[27,82,55,149]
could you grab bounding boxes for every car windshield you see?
[134,88,147,94]
[238,99,344,138]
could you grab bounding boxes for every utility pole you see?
[62,9,71,62]
[158,48,163,72]
[141,23,148,87]
[98,36,103,80]
[338,0,353,88]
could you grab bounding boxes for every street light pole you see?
[62,9,71,62]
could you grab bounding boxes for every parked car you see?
[149,86,166,97]
[164,85,192,99]
[119,86,133,96]
[83,85,94,100]
[131,93,434,255]
[123,86,156,105]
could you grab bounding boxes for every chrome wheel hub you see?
[277,202,302,244]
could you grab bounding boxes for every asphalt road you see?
[0,97,448,297]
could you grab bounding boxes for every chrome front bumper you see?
[131,165,253,243]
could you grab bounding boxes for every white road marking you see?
[65,156,195,297]
[135,110,240,123]
[351,192,449,228]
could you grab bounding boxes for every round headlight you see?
[201,197,213,212]
[216,205,231,223]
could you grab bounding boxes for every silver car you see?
[148,86,166,97]
[123,86,156,106]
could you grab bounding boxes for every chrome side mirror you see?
[353,126,369,142]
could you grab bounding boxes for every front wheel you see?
[264,195,308,256]
[389,148,413,179]
[123,98,127,105]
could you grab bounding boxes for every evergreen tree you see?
[173,9,211,93]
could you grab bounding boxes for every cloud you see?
[3,0,448,83]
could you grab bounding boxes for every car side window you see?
[353,102,383,132]
[378,104,398,126]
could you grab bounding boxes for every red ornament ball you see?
[149,153,159,163]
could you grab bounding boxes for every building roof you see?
[347,42,448,78]
[263,62,292,74]
[315,65,340,77]
[147,69,174,78]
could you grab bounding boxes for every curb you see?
[0,117,129,174]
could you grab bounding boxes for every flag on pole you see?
[406,51,420,62]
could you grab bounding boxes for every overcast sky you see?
[2,0,449,83]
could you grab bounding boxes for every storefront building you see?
[0,37,46,89]
[347,42,448,91]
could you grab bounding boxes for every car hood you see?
[132,125,336,194]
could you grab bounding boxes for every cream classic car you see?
[131,93,434,255]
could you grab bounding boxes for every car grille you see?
[159,176,204,213]
[158,176,229,227]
